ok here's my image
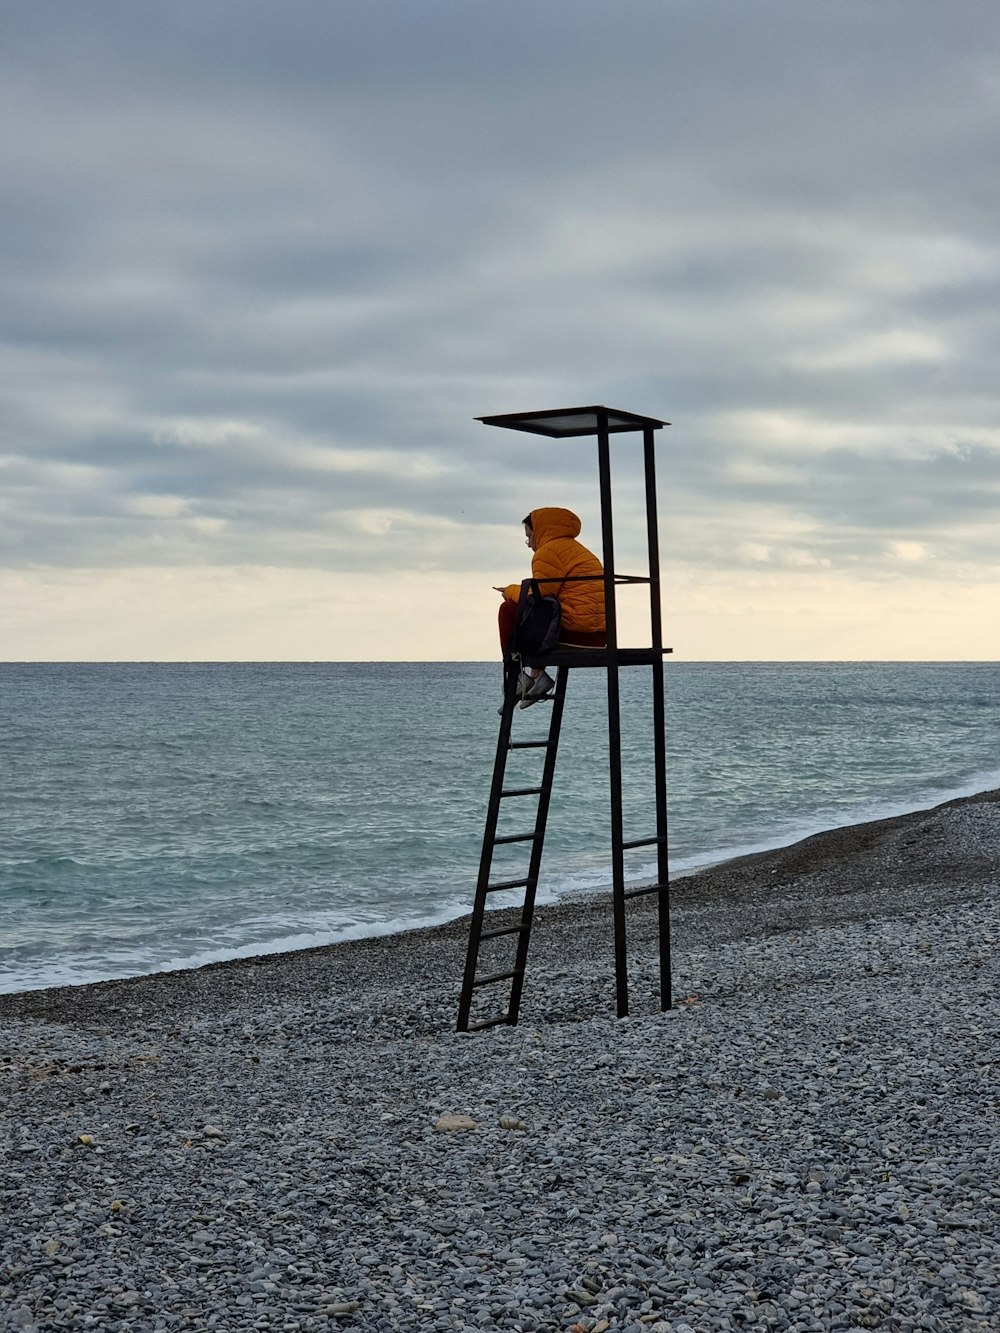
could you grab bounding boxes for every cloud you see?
[2,0,1000,657]
[887,541,929,563]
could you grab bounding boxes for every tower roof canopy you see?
[477,405,668,438]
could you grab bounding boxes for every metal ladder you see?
[456,662,569,1032]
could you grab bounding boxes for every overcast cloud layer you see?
[2,0,1000,659]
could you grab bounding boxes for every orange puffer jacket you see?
[503,507,605,634]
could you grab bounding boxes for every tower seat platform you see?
[520,645,673,669]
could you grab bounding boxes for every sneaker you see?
[499,669,533,714]
[518,670,555,709]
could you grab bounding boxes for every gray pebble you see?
[1,807,999,1333]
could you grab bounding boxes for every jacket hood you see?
[529,507,582,546]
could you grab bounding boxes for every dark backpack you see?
[510,579,562,658]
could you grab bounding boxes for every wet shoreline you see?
[3,786,996,1030]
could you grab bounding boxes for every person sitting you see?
[494,507,607,709]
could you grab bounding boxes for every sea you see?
[2,661,999,995]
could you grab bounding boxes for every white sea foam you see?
[663,763,1000,878]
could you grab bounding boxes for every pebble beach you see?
[2,790,998,1333]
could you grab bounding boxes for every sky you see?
[2,0,999,661]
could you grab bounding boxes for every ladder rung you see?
[480,923,529,941]
[492,831,537,845]
[466,1014,512,1031]
[624,883,669,900]
[501,786,545,797]
[472,968,521,989]
[485,878,530,893]
[622,835,665,850]
[510,740,551,750]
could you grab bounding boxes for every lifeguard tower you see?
[457,405,672,1031]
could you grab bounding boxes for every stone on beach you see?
[433,1113,478,1131]
[0,789,997,1332]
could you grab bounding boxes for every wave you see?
[663,764,1000,878]
[0,898,478,994]
[6,766,998,996]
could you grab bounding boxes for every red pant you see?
[498,599,606,656]
[498,599,518,653]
